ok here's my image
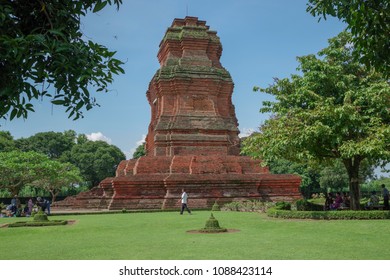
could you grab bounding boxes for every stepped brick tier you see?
[54,17,301,210]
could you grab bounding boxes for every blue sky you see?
[1,0,347,158]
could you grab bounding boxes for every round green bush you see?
[33,211,49,222]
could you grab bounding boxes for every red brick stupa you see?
[57,17,301,210]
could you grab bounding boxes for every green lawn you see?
[1,211,389,260]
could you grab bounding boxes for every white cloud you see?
[239,128,255,138]
[86,132,112,144]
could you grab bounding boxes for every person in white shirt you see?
[180,189,191,215]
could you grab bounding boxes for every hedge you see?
[267,208,390,220]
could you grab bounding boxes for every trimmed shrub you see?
[33,211,49,222]
[199,213,227,233]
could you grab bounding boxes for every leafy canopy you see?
[307,0,390,76]
[31,160,82,202]
[243,31,390,209]
[0,150,52,195]
[66,140,126,186]
[0,0,124,121]
[245,32,390,165]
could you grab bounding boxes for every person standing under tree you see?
[382,184,389,210]
[180,189,191,215]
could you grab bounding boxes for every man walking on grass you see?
[180,188,191,215]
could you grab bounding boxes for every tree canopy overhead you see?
[243,32,390,210]
[0,0,124,121]
[307,0,390,76]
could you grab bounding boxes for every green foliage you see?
[33,210,49,222]
[267,209,390,220]
[132,142,146,159]
[30,161,83,202]
[211,201,221,211]
[221,200,271,212]
[67,140,125,186]
[243,139,377,198]
[0,150,82,200]
[267,158,321,198]
[20,210,67,228]
[274,201,291,210]
[244,31,390,209]
[0,130,126,193]
[295,199,324,211]
[361,177,390,198]
[307,0,390,76]
[199,213,227,233]
[319,160,349,192]
[0,150,51,195]
[16,185,47,198]
[15,130,76,159]
[0,188,12,198]
[0,0,124,121]
[0,131,15,151]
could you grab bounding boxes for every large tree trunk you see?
[343,157,362,210]
[50,190,57,203]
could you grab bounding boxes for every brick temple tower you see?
[56,17,301,210]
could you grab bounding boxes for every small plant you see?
[274,201,292,210]
[199,213,227,233]
[122,208,128,213]
[211,201,221,211]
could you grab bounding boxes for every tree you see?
[0,130,15,151]
[67,139,125,186]
[0,0,124,121]
[268,158,321,199]
[242,138,321,198]
[319,161,349,193]
[0,150,50,195]
[31,161,82,202]
[15,130,76,159]
[132,142,146,159]
[307,0,390,76]
[243,32,390,210]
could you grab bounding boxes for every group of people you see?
[324,192,350,210]
[324,184,389,210]
[1,195,51,217]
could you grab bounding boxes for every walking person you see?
[180,189,191,215]
[382,184,389,210]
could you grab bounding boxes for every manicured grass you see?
[1,211,389,260]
